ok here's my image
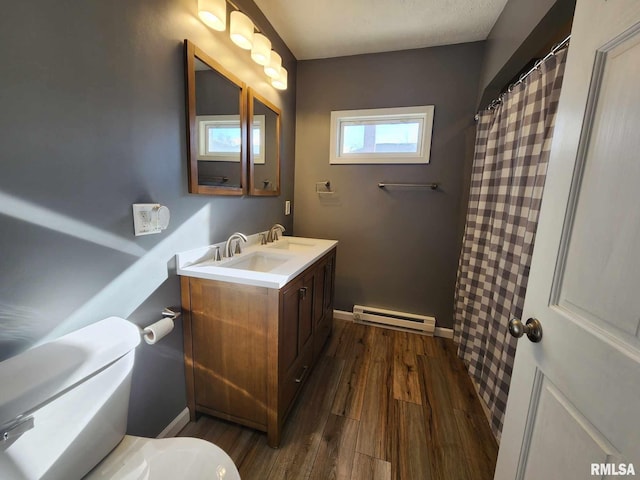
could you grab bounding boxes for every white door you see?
[494,0,640,479]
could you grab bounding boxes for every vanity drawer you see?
[279,345,313,421]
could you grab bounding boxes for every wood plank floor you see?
[178,319,498,480]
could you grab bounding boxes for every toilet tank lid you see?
[0,317,140,427]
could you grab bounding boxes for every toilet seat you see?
[84,435,241,480]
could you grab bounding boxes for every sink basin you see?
[267,238,317,251]
[177,236,338,289]
[221,252,292,273]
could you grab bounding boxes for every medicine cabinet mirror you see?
[185,39,247,195]
[248,89,281,196]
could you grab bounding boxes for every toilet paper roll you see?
[143,317,174,345]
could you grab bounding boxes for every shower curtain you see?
[454,48,568,441]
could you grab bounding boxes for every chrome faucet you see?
[267,224,285,242]
[224,232,248,258]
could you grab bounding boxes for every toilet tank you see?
[0,317,141,480]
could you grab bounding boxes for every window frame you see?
[196,114,265,163]
[329,105,434,164]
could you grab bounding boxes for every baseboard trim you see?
[434,327,454,339]
[333,309,353,321]
[333,310,454,339]
[157,407,190,438]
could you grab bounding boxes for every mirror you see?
[185,40,247,195]
[248,89,281,196]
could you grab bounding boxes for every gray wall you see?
[478,0,575,107]
[0,0,295,437]
[293,43,484,329]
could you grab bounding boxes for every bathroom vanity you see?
[177,236,336,447]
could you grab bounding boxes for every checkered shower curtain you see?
[454,48,568,441]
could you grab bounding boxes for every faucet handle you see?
[213,245,222,261]
[234,240,243,255]
[260,233,267,245]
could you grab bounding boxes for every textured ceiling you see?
[253,0,508,60]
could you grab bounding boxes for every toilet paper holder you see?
[140,307,182,345]
[161,307,181,320]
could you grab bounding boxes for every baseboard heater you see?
[352,305,436,335]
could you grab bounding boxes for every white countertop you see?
[176,234,338,289]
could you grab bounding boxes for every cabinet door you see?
[189,279,269,427]
[280,277,303,375]
[313,260,325,328]
[280,274,314,370]
[298,272,314,353]
[323,252,335,316]
[313,250,336,358]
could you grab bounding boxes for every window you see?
[250,116,266,164]
[329,106,434,164]
[196,115,265,163]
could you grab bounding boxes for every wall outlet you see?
[285,200,291,215]
[133,204,170,236]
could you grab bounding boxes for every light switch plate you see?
[285,200,291,215]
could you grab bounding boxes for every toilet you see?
[0,317,240,480]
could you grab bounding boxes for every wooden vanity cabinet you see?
[180,247,336,447]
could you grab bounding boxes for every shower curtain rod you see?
[476,34,571,119]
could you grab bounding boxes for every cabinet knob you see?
[299,287,308,299]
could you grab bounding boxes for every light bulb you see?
[272,66,288,90]
[264,51,282,79]
[198,0,226,31]
[230,11,254,50]
[251,33,272,66]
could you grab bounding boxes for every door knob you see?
[508,318,543,343]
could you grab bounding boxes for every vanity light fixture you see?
[264,51,282,79]
[271,66,287,90]
[196,0,287,89]
[198,0,226,31]
[230,10,254,50]
[251,33,271,66]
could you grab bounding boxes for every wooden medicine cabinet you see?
[248,88,281,196]
[184,40,282,197]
